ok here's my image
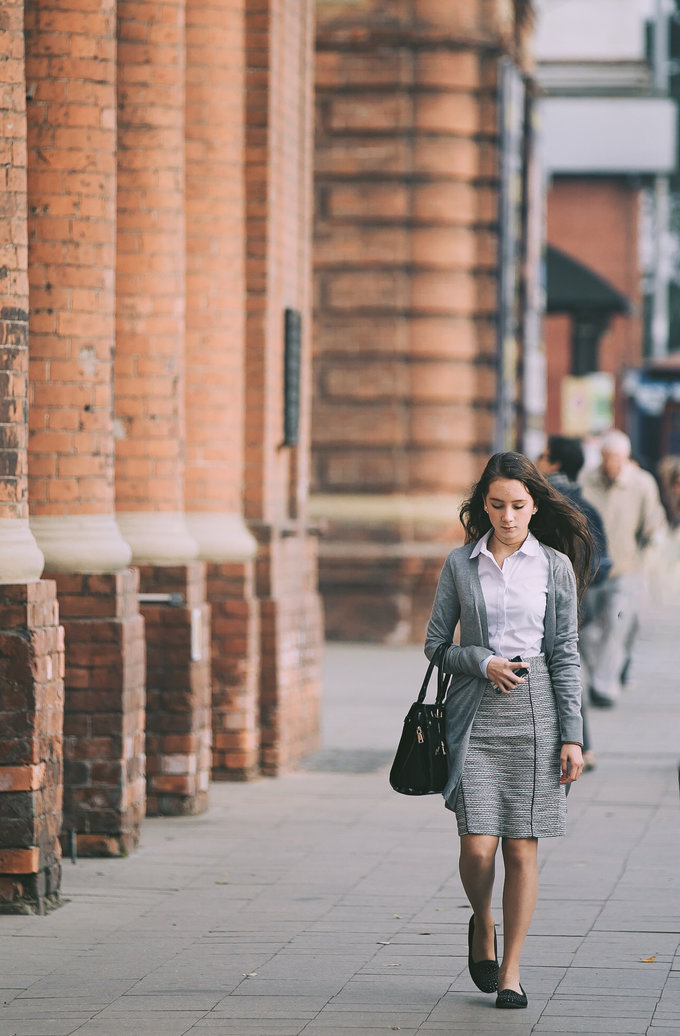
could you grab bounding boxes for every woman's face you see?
[484,477,537,549]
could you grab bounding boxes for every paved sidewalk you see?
[1,590,679,1035]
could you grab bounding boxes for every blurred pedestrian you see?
[658,455,680,529]
[580,429,668,708]
[536,435,611,768]
[425,451,592,1010]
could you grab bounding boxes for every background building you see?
[535,0,678,444]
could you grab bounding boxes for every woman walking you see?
[424,451,592,1009]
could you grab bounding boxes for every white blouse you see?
[471,530,549,677]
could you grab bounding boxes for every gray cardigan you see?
[424,541,583,812]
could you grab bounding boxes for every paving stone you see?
[532,1020,648,1034]
[72,1014,206,1036]
[0,595,679,1035]
[186,1021,314,1035]
[0,1021,95,1036]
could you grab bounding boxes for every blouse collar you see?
[471,528,541,560]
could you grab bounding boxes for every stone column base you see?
[208,560,260,781]
[54,569,146,857]
[139,563,211,815]
[0,581,64,914]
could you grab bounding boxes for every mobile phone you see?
[511,655,529,677]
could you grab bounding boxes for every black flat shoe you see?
[467,914,498,993]
[496,985,528,1009]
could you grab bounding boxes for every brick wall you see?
[0,581,64,914]
[140,564,211,815]
[244,0,323,771]
[545,313,571,437]
[25,0,118,518]
[183,0,263,784]
[245,0,316,523]
[0,2,63,911]
[1,0,30,523]
[257,536,322,773]
[115,0,186,516]
[185,0,245,518]
[312,0,534,641]
[209,562,260,780]
[55,570,145,856]
[546,179,643,432]
[21,0,146,859]
[2,0,326,857]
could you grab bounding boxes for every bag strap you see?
[416,643,452,705]
[436,647,452,705]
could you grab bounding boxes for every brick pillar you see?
[312,0,530,642]
[116,0,212,811]
[0,0,44,581]
[208,563,260,779]
[54,571,145,855]
[0,0,63,914]
[139,564,211,815]
[0,583,64,914]
[183,0,259,780]
[244,0,323,774]
[24,0,146,857]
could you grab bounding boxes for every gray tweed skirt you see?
[454,655,567,839]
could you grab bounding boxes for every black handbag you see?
[389,643,452,795]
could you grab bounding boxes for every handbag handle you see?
[417,642,452,706]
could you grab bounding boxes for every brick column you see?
[0,583,64,914]
[312,0,529,641]
[0,0,44,582]
[245,0,323,774]
[24,0,146,857]
[140,564,210,815]
[116,0,211,812]
[183,0,259,780]
[0,1,63,914]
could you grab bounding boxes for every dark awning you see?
[546,245,631,316]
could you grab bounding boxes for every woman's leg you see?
[499,836,538,991]
[459,833,499,961]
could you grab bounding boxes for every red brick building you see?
[0,0,321,912]
[311,0,537,641]
[1,0,540,912]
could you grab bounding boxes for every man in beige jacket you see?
[580,430,668,707]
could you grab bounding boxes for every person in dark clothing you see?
[536,436,612,766]
[537,437,611,590]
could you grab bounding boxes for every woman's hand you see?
[560,743,583,785]
[485,657,527,694]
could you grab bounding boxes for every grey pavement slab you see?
[1,589,679,1035]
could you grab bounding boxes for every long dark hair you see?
[460,451,593,595]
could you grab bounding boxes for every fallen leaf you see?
[641,956,656,963]
[393,914,402,919]
[243,972,257,978]
[419,931,431,936]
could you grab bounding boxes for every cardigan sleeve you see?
[424,552,494,678]
[547,554,584,745]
